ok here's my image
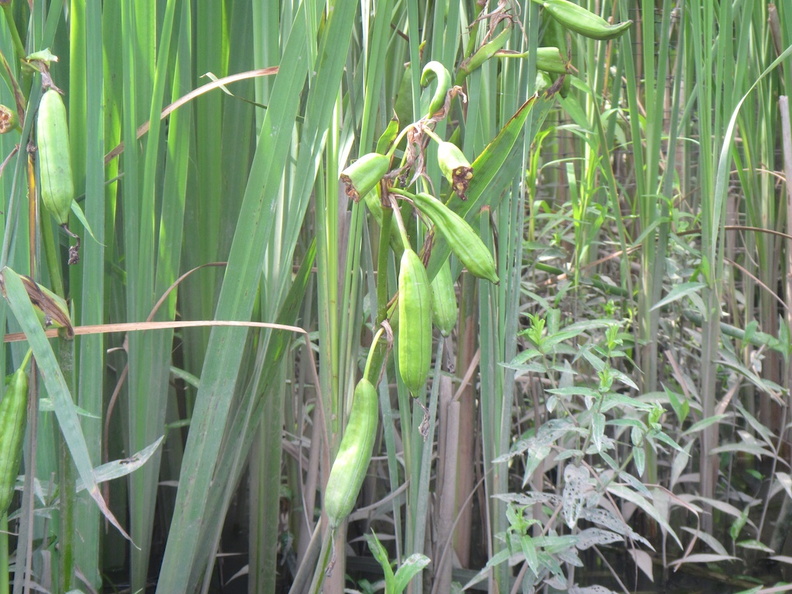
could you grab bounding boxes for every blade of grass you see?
[121,0,184,589]
[155,1,359,589]
[70,0,105,587]
[2,267,130,540]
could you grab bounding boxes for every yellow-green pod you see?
[37,89,74,225]
[413,192,499,284]
[0,353,30,517]
[398,249,433,395]
[431,260,457,336]
[324,378,379,528]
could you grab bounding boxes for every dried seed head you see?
[0,105,17,134]
[19,275,74,338]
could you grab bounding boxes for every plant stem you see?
[0,514,8,594]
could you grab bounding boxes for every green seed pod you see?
[437,141,473,199]
[37,88,74,225]
[413,193,499,284]
[340,153,390,202]
[535,0,632,41]
[541,6,569,55]
[398,249,433,395]
[0,354,30,517]
[535,47,571,74]
[325,377,379,528]
[431,259,457,336]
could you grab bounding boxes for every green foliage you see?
[490,312,678,590]
[365,530,431,594]
[1,1,792,592]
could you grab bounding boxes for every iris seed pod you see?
[413,193,499,284]
[340,153,390,202]
[431,259,457,336]
[535,0,632,41]
[535,47,571,74]
[37,89,74,225]
[0,354,30,517]
[437,141,473,199]
[398,249,433,394]
[324,377,379,528]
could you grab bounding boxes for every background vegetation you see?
[2,1,792,593]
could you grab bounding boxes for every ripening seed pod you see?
[535,47,571,74]
[437,141,473,199]
[324,377,379,528]
[37,89,74,225]
[534,0,632,41]
[398,249,433,394]
[413,193,499,284]
[340,153,390,202]
[431,259,457,336]
[0,352,31,517]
